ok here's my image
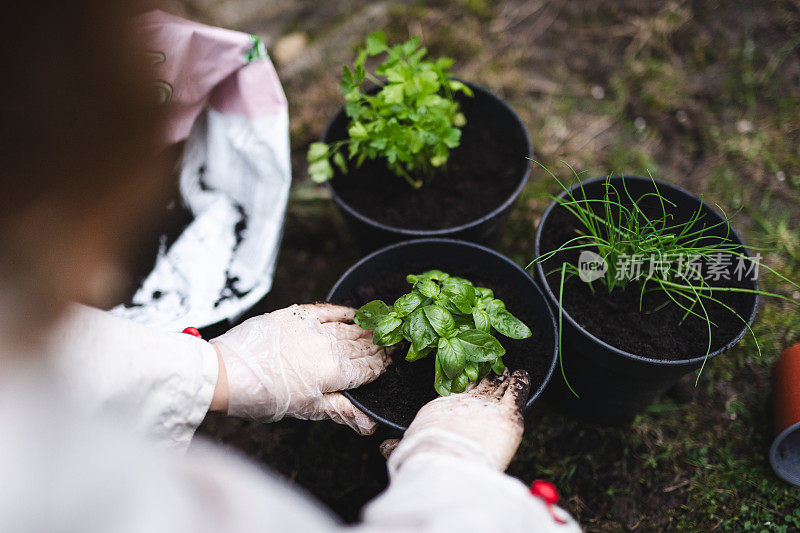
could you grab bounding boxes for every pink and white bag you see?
[113,11,291,331]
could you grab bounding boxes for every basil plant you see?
[354,270,532,396]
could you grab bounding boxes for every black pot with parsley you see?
[308,32,531,250]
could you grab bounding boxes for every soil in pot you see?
[335,263,552,428]
[328,90,529,231]
[539,197,756,360]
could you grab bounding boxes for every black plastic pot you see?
[327,238,559,433]
[321,82,532,250]
[533,175,759,424]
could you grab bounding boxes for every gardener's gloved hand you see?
[382,369,531,471]
[210,303,390,435]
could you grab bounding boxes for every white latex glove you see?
[210,303,390,435]
[383,369,531,471]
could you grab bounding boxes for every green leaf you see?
[472,308,490,332]
[354,49,367,70]
[475,287,493,302]
[454,329,505,362]
[365,31,387,55]
[393,292,423,316]
[344,88,363,105]
[489,309,532,339]
[413,70,439,93]
[430,154,447,167]
[401,320,413,342]
[386,67,405,83]
[436,57,455,70]
[437,337,466,379]
[417,279,440,298]
[421,269,450,281]
[434,356,452,396]
[464,362,479,382]
[348,121,368,139]
[340,66,356,92]
[423,304,455,337]
[353,64,366,84]
[486,299,506,314]
[307,142,329,161]
[417,94,446,108]
[451,372,468,393]
[373,315,403,346]
[354,300,391,330]
[408,308,438,352]
[332,152,347,173]
[434,297,460,314]
[443,128,461,149]
[382,84,404,104]
[448,80,468,93]
[308,159,334,183]
[491,358,506,375]
[406,344,432,362]
[402,36,420,55]
[441,277,476,314]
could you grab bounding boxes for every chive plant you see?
[529,161,800,395]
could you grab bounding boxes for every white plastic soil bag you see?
[112,11,290,331]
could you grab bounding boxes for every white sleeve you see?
[0,374,340,533]
[1,375,578,533]
[49,304,218,450]
[358,453,582,533]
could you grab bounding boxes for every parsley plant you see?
[307,32,473,188]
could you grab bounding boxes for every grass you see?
[681,445,800,531]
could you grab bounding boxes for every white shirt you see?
[0,304,580,532]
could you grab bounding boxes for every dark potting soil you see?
[335,264,552,428]
[539,201,756,361]
[328,92,528,231]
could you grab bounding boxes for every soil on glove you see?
[335,264,552,429]
[539,198,757,361]
[328,90,529,231]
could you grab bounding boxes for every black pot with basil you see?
[327,238,558,433]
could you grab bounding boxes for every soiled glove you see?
[384,369,531,471]
[210,303,390,435]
